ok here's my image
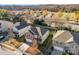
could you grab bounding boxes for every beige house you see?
[52,30,73,52]
[52,30,79,54]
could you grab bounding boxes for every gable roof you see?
[29,26,39,35]
[29,26,49,36]
[53,30,73,43]
[40,27,49,35]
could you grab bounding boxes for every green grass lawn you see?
[42,34,53,47]
[38,33,53,51]
[38,28,58,53]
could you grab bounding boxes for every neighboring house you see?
[52,21,79,32]
[69,24,79,31]
[64,42,79,55]
[0,20,14,32]
[13,22,31,37]
[52,30,74,53]
[29,26,50,44]
[25,31,34,45]
[0,38,31,55]
[0,45,22,55]
[0,44,22,55]
[69,32,79,54]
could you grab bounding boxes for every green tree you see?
[13,14,23,23]
[34,19,47,26]
[0,9,10,21]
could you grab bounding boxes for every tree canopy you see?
[33,19,47,26]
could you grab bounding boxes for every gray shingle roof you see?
[71,32,79,45]
[29,26,39,35]
[40,27,49,35]
[16,22,28,30]
[53,30,73,43]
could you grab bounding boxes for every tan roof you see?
[53,30,73,43]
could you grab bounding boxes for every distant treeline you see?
[0,4,79,12]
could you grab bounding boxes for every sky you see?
[0,0,79,5]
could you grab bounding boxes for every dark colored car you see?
[0,35,5,41]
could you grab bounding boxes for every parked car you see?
[0,35,5,41]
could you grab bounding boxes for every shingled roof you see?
[53,30,73,43]
[16,22,28,30]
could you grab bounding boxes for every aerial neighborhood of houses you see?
[0,20,50,55]
[0,5,79,55]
